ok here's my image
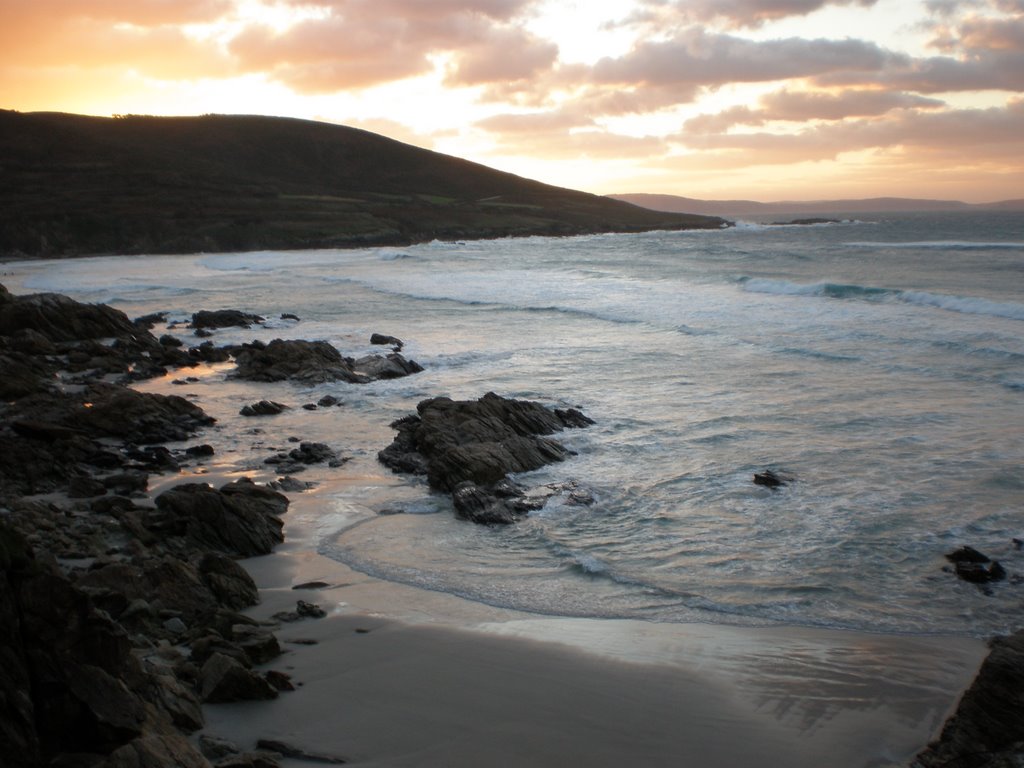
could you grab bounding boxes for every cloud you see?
[675,100,1024,165]
[592,28,901,89]
[230,0,549,92]
[626,0,879,29]
[684,89,946,132]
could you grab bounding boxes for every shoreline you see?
[0,277,1017,767]
[197,492,988,767]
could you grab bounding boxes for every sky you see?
[2,0,1022,202]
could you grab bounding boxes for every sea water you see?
[9,210,1024,636]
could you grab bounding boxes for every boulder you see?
[153,480,287,558]
[231,338,422,384]
[264,442,345,474]
[198,552,259,611]
[199,653,278,703]
[191,309,264,329]
[232,339,362,384]
[369,332,403,350]
[379,392,592,492]
[946,546,1008,584]
[239,401,288,417]
[379,392,593,523]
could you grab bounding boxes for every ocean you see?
[9,209,1024,637]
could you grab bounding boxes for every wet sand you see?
[198,496,986,768]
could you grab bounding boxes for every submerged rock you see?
[945,546,1008,584]
[240,400,289,417]
[753,469,792,489]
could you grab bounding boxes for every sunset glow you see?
[3,0,1022,201]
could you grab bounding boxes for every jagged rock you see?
[146,671,204,732]
[198,552,259,611]
[379,392,592,493]
[199,734,242,760]
[188,340,231,363]
[191,309,264,329]
[102,732,210,768]
[264,670,295,692]
[134,312,168,330]
[946,546,1008,584]
[378,393,593,524]
[268,476,316,493]
[158,335,183,348]
[230,625,282,666]
[199,653,278,703]
[239,401,288,417]
[231,338,422,384]
[281,313,300,321]
[0,290,146,343]
[264,442,345,474]
[153,480,286,558]
[753,470,792,488]
[913,630,1024,768]
[232,339,362,384]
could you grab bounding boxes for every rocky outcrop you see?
[946,546,1007,585]
[152,480,287,558]
[231,338,422,384]
[913,630,1024,768]
[192,310,265,329]
[378,392,594,524]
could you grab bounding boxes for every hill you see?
[611,193,1024,217]
[0,111,728,258]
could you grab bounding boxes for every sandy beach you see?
[199,488,988,768]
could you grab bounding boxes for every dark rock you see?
[351,352,424,380]
[239,400,288,417]
[215,751,282,768]
[158,335,183,348]
[188,340,231,363]
[0,290,146,343]
[231,338,422,384]
[199,734,242,760]
[946,546,992,564]
[231,625,282,665]
[317,395,341,407]
[302,403,318,410]
[297,600,326,619]
[146,671,204,732]
[103,733,210,768]
[753,470,791,488]
[153,480,287,557]
[280,313,300,321]
[264,442,346,474]
[379,392,589,492]
[378,392,593,524]
[198,552,260,611]
[191,310,264,329]
[292,581,330,590]
[955,560,1007,584]
[199,653,278,703]
[194,328,214,338]
[369,333,403,350]
[73,384,216,444]
[913,630,1024,767]
[268,476,316,493]
[68,476,108,499]
[185,444,215,458]
[264,670,295,692]
[256,739,346,764]
[232,339,362,384]
[134,312,168,330]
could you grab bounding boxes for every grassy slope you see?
[0,111,727,257]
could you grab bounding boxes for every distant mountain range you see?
[611,193,1024,217]
[0,111,726,258]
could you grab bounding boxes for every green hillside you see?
[0,111,727,257]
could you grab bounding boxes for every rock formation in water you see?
[378,391,594,524]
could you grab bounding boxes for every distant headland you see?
[611,192,1024,217]
[0,111,727,259]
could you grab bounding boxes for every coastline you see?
[0,275,1017,767]
[199,489,988,768]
